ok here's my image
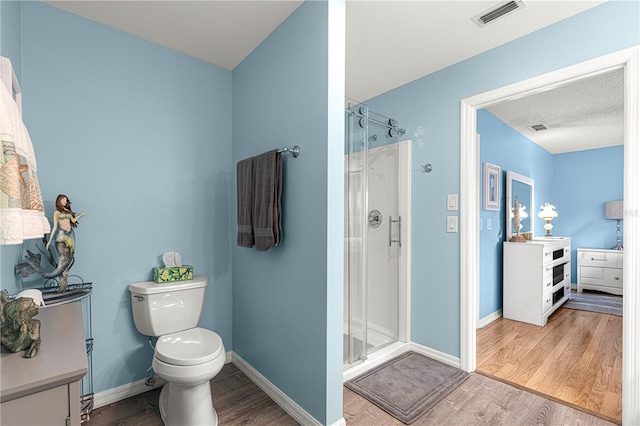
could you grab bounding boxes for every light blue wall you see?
[360,0,638,357]
[478,109,553,319]
[7,1,234,395]
[477,111,623,319]
[232,2,343,424]
[554,146,624,278]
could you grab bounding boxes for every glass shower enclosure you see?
[344,102,404,368]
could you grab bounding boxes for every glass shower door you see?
[344,104,369,365]
[344,103,401,368]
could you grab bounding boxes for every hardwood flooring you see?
[477,305,622,424]
[87,361,615,425]
[85,363,298,426]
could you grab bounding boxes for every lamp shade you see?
[0,58,50,245]
[538,203,558,219]
[605,200,623,220]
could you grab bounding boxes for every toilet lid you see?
[155,328,224,366]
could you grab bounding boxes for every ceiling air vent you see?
[527,124,548,132]
[472,1,527,28]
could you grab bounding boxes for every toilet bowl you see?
[129,277,225,426]
[153,328,225,425]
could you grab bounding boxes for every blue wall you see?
[554,146,624,278]
[360,0,638,357]
[477,110,623,319]
[4,1,234,395]
[231,2,342,423]
[1,0,637,423]
[478,109,553,319]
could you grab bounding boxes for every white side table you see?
[577,248,623,295]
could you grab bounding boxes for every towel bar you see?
[277,145,300,157]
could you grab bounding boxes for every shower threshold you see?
[343,340,409,382]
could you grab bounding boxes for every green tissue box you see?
[153,266,194,283]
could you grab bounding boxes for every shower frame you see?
[343,102,411,378]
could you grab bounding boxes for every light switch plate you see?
[479,218,483,230]
[447,194,459,211]
[447,216,458,233]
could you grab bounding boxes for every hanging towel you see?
[274,152,282,246]
[236,157,254,247]
[253,150,281,251]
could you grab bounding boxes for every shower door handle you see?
[389,216,402,247]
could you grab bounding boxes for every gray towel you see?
[236,157,254,247]
[253,150,281,251]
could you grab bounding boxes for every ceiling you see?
[45,0,621,153]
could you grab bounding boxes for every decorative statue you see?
[509,196,526,243]
[45,194,86,291]
[15,194,86,292]
[0,292,41,358]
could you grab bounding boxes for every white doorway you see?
[459,47,640,424]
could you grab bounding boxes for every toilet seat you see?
[155,327,223,366]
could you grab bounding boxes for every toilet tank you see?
[128,275,208,337]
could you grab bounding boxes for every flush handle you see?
[134,295,144,301]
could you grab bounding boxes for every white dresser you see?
[577,248,623,295]
[503,238,571,326]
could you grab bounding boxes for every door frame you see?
[459,46,639,424]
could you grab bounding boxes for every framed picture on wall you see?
[483,162,500,211]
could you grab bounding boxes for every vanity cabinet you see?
[577,248,623,295]
[1,303,88,426]
[503,238,571,326]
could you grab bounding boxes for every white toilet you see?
[129,276,225,426]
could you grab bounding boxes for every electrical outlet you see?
[486,218,492,230]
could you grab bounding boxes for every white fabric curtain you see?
[0,57,50,245]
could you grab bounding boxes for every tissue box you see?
[153,266,194,283]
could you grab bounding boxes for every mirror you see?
[506,171,534,240]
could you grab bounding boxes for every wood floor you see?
[87,362,616,425]
[477,305,622,424]
[85,363,298,426]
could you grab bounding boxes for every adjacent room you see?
[1,1,638,425]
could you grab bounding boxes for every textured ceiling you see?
[486,69,624,154]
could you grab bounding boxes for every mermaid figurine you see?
[44,194,86,292]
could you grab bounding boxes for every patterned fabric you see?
[0,78,50,244]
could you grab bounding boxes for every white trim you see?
[231,352,332,426]
[408,342,461,369]
[93,352,233,409]
[398,139,412,343]
[93,376,166,409]
[460,46,640,425]
[343,340,462,383]
[477,309,502,329]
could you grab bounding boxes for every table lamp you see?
[605,200,623,250]
[538,203,557,237]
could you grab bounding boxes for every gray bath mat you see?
[564,292,622,316]
[345,351,469,424]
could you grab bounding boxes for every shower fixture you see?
[348,101,405,139]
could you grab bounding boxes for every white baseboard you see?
[93,375,166,409]
[477,309,502,329]
[93,351,234,409]
[408,342,461,369]
[231,352,336,426]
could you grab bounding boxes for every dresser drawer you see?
[580,267,623,289]
[578,250,621,268]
